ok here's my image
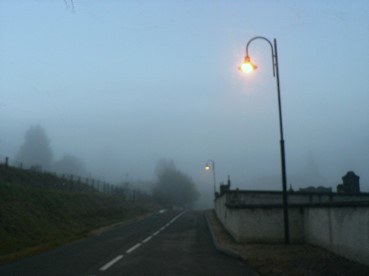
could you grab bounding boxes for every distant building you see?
[219,175,231,195]
[299,186,332,193]
[337,171,360,194]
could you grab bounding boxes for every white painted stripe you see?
[99,255,124,271]
[169,212,184,224]
[142,236,152,243]
[97,211,185,273]
[126,243,141,254]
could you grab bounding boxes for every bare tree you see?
[63,0,75,12]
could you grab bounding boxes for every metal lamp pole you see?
[243,36,290,244]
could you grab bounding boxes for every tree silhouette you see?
[53,154,87,177]
[153,159,199,208]
[15,125,53,170]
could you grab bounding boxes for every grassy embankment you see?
[0,165,157,264]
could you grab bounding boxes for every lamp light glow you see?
[239,56,257,74]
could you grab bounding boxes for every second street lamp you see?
[239,36,290,244]
[204,160,217,198]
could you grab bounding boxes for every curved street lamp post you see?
[239,36,290,244]
[204,160,217,198]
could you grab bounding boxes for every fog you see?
[0,1,368,208]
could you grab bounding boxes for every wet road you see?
[0,210,256,275]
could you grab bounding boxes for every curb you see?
[204,210,244,260]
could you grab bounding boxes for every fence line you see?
[0,154,129,197]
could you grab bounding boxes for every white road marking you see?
[158,209,167,214]
[99,255,124,271]
[126,243,141,254]
[142,236,152,243]
[97,211,186,272]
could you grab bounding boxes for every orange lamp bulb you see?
[239,56,257,74]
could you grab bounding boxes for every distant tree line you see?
[11,126,200,206]
[15,125,87,177]
[152,159,199,209]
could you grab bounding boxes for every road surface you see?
[0,210,256,275]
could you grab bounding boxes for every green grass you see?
[0,165,157,264]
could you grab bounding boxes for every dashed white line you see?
[98,211,186,272]
[99,255,124,271]
[142,236,152,243]
[126,243,141,254]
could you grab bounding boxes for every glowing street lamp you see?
[204,160,216,198]
[239,56,257,74]
[239,36,290,244]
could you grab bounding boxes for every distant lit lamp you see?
[239,36,290,245]
[204,160,216,198]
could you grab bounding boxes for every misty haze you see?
[1,1,368,204]
[0,1,369,275]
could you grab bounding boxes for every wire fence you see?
[0,154,129,197]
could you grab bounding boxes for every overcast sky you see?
[0,1,368,201]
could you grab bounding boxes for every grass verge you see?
[0,167,158,264]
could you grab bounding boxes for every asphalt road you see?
[0,210,256,276]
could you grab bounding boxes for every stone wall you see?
[215,190,369,266]
[304,206,369,266]
[223,190,369,205]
